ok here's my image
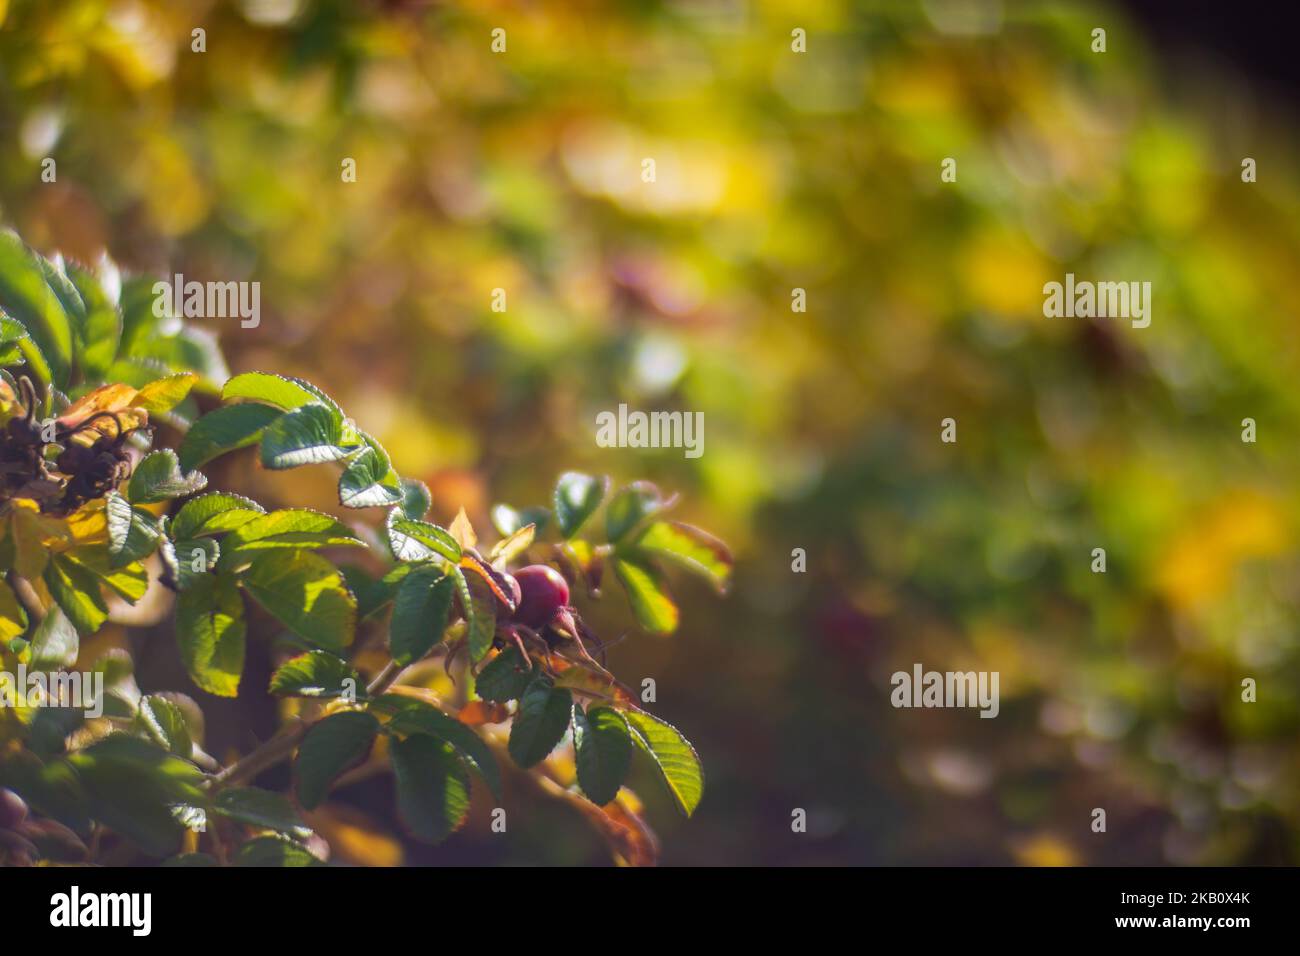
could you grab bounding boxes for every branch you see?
[5,571,45,626]
[208,655,411,790]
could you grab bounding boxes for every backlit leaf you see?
[624,709,704,816]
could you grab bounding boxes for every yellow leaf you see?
[64,500,109,546]
[56,383,148,441]
[449,507,477,551]
[6,500,72,580]
[0,580,27,642]
[132,373,198,414]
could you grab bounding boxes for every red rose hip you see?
[512,564,569,629]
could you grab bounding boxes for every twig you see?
[5,571,45,626]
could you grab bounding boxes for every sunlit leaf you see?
[239,550,356,651]
[178,402,282,472]
[175,573,246,697]
[260,402,353,470]
[270,650,363,700]
[132,372,198,414]
[30,605,79,670]
[127,450,207,504]
[170,492,266,540]
[44,553,108,634]
[633,521,733,593]
[613,557,678,634]
[136,695,193,758]
[624,709,704,816]
[222,372,339,414]
[555,472,607,538]
[386,510,461,563]
[338,436,403,508]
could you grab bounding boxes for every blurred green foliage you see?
[2,0,1299,864]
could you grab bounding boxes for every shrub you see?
[0,230,729,866]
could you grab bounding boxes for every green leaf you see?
[269,650,362,699]
[633,521,733,594]
[136,695,193,758]
[222,372,340,414]
[66,735,206,857]
[613,557,679,634]
[214,787,311,838]
[36,254,86,328]
[239,550,356,651]
[605,482,666,543]
[475,646,535,703]
[378,696,502,800]
[0,230,74,386]
[234,835,322,867]
[555,472,607,538]
[260,402,354,470]
[105,492,163,568]
[30,605,79,670]
[490,503,550,537]
[508,678,572,769]
[175,574,246,697]
[338,436,403,508]
[295,711,378,809]
[343,564,404,621]
[390,734,471,844]
[574,706,633,806]
[60,550,148,603]
[178,402,283,472]
[386,511,461,563]
[219,510,361,563]
[67,263,121,379]
[44,553,108,634]
[389,566,453,665]
[455,566,496,664]
[400,478,432,520]
[170,492,266,540]
[128,449,208,504]
[165,537,220,590]
[624,709,704,816]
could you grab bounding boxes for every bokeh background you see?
[2,0,1299,865]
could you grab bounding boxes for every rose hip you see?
[512,564,569,629]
